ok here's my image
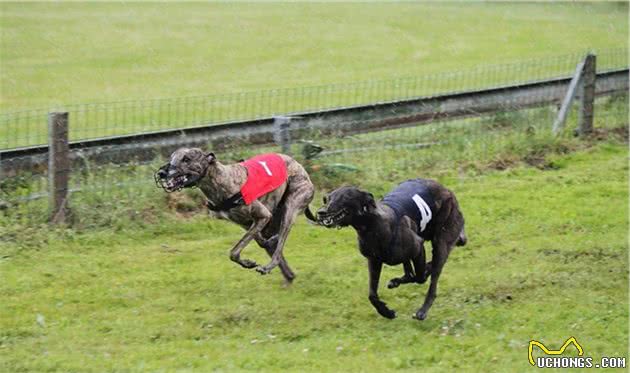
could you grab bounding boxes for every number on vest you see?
[412,194,432,232]
[258,161,273,176]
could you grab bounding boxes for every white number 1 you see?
[258,161,273,176]
[412,194,432,232]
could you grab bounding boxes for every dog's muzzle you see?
[155,164,192,193]
[317,208,347,228]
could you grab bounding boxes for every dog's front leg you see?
[229,202,271,269]
[254,206,298,275]
[255,188,311,275]
[367,258,396,319]
[387,261,416,289]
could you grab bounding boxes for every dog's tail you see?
[456,228,467,247]
[304,206,318,224]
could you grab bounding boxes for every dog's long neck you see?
[352,203,397,251]
[197,161,247,203]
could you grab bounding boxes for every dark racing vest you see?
[382,179,437,240]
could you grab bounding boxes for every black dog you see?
[317,179,466,320]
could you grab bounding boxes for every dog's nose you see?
[317,208,328,218]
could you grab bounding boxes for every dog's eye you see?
[182,156,190,163]
[323,195,328,204]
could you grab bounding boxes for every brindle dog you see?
[316,180,466,320]
[155,148,316,283]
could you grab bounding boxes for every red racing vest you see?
[239,153,288,205]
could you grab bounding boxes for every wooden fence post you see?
[274,116,292,155]
[0,151,6,211]
[48,112,69,224]
[552,57,587,135]
[577,53,596,136]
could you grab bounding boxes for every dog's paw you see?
[413,309,428,321]
[379,308,397,319]
[240,259,258,269]
[387,279,400,289]
[255,266,272,275]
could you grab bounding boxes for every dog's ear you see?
[361,192,377,214]
[206,152,216,164]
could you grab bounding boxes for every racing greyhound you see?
[316,179,466,320]
[155,148,316,283]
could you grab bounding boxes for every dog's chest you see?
[357,223,418,265]
[224,208,254,227]
[358,234,394,263]
[220,192,284,227]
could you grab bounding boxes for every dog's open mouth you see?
[155,169,198,193]
[318,209,348,228]
[163,175,189,192]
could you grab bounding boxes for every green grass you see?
[1,2,627,111]
[1,2,628,371]
[1,141,627,372]
[1,2,628,149]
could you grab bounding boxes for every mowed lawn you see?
[1,142,627,372]
[1,2,628,111]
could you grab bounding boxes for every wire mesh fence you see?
[0,48,627,150]
[0,49,628,230]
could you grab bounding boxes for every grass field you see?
[1,2,627,150]
[1,141,628,372]
[1,2,627,111]
[1,2,629,372]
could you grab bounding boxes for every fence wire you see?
[0,48,627,150]
[0,49,628,229]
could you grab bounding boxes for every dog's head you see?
[155,148,215,192]
[316,186,376,228]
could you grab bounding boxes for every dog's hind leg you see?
[387,261,416,289]
[412,246,428,284]
[421,261,432,282]
[255,234,296,283]
[389,236,427,288]
[414,192,465,320]
[414,240,448,321]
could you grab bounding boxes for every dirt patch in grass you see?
[539,247,623,262]
[482,127,628,172]
[487,157,519,171]
[587,126,629,143]
[165,191,206,217]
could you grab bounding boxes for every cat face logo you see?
[528,337,584,366]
